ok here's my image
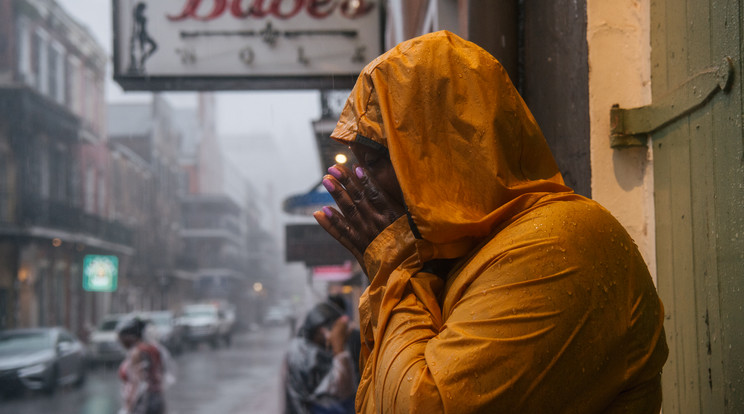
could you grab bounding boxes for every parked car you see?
[178,303,232,349]
[88,314,127,365]
[0,327,87,395]
[139,310,186,355]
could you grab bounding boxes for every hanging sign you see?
[312,261,352,281]
[82,255,119,292]
[285,224,353,266]
[113,0,383,90]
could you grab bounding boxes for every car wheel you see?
[73,363,87,388]
[43,365,58,395]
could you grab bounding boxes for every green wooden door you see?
[650,0,744,412]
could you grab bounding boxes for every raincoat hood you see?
[332,30,571,258]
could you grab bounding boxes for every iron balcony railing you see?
[19,195,134,247]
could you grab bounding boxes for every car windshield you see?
[183,308,217,317]
[0,332,53,355]
[99,319,120,331]
[149,315,171,325]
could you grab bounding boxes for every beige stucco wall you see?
[586,0,656,281]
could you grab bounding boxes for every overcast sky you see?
[56,0,323,206]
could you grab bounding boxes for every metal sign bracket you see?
[610,56,734,148]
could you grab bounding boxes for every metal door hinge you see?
[610,56,734,148]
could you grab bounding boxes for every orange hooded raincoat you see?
[330,31,668,413]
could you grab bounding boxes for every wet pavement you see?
[0,325,293,414]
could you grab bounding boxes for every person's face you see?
[311,325,330,348]
[118,332,138,349]
[349,142,404,207]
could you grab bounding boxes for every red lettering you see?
[231,0,268,18]
[230,0,247,17]
[167,0,201,21]
[270,0,304,19]
[168,0,228,21]
[306,0,335,18]
[339,0,374,18]
[199,0,228,20]
[169,0,375,21]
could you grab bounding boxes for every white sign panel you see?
[113,0,382,90]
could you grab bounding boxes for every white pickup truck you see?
[178,303,234,349]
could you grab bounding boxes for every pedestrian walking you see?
[117,317,168,414]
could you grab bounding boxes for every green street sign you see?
[82,255,118,292]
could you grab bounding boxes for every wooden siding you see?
[650,0,744,412]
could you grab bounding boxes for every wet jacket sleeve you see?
[356,201,667,414]
[121,348,151,412]
[314,350,355,401]
[357,216,446,413]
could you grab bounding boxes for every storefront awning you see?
[282,182,334,216]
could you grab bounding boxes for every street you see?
[0,325,292,414]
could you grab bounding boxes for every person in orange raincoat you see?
[314,31,668,413]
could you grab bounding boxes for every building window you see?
[49,41,66,104]
[111,158,121,220]
[82,68,95,130]
[51,146,68,202]
[32,29,49,95]
[97,174,106,216]
[39,145,50,199]
[85,166,95,213]
[16,16,33,85]
[0,153,10,223]
[67,56,81,116]
[69,158,81,208]
[48,44,57,101]
[92,78,103,135]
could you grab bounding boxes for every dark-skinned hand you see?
[313,163,406,276]
[328,315,350,356]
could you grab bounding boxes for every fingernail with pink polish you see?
[355,167,364,179]
[322,206,334,217]
[322,178,335,192]
[327,166,342,179]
